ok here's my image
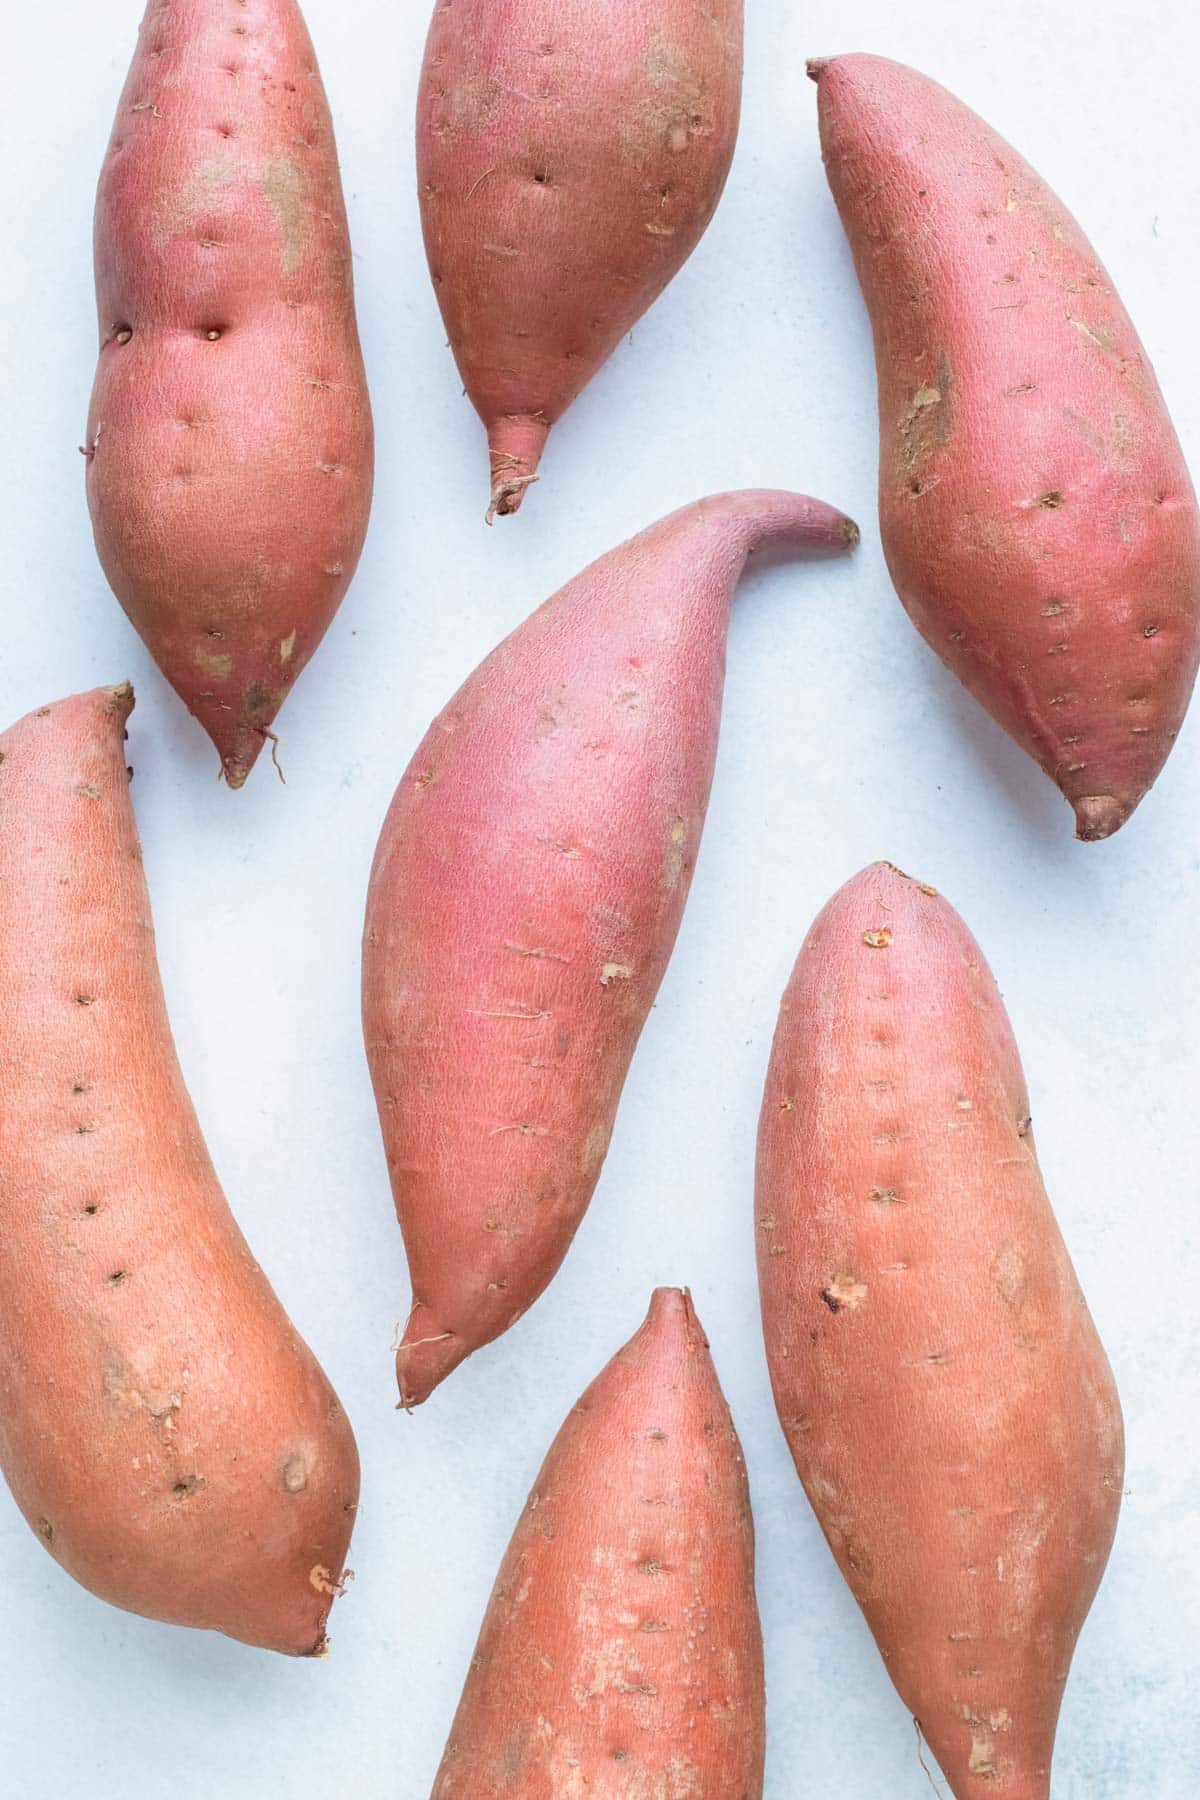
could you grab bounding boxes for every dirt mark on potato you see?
[258,157,312,276]
[896,348,954,474]
[153,158,239,249]
[620,38,709,162]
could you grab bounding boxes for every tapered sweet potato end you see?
[218,1408,360,1655]
[106,679,136,723]
[640,1285,707,1348]
[220,755,255,791]
[0,683,137,764]
[616,1288,721,1394]
[833,858,945,917]
[231,1566,349,1659]
[202,709,281,792]
[395,1310,473,1410]
[920,1723,1054,1800]
[486,415,550,522]
[662,489,860,569]
[259,1600,336,1660]
[1073,792,1134,841]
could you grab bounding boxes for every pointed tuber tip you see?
[643,1286,709,1348]
[1073,794,1132,842]
[107,680,136,721]
[806,57,831,82]
[210,717,284,792]
[486,414,550,523]
[395,1314,471,1410]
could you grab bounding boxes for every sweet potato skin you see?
[756,862,1123,1797]
[86,0,374,788]
[811,54,1200,839]
[417,0,743,517]
[431,1288,764,1798]
[362,491,857,1406]
[0,687,359,1652]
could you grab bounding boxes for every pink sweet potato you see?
[431,1288,764,1797]
[417,0,743,519]
[756,861,1123,1796]
[363,490,857,1406]
[810,54,1200,839]
[86,0,374,788]
[0,686,359,1652]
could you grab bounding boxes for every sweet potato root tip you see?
[643,1285,707,1349]
[806,57,832,82]
[1073,794,1131,841]
[213,713,276,791]
[485,415,550,523]
[107,680,136,720]
[719,489,861,561]
[486,474,538,523]
[394,1315,467,1409]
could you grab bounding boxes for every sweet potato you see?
[417,0,743,519]
[810,54,1200,839]
[0,685,359,1653]
[431,1287,764,1797]
[85,0,374,788]
[363,490,857,1406]
[756,861,1123,1796]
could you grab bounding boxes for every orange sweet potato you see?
[363,490,857,1406]
[417,0,743,519]
[431,1288,764,1797]
[0,685,358,1652]
[85,0,374,788]
[811,54,1200,838]
[756,861,1123,1796]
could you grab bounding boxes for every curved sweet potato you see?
[756,861,1123,1796]
[86,0,374,788]
[363,489,857,1405]
[0,686,359,1652]
[811,54,1200,839]
[417,0,743,519]
[431,1287,764,1797]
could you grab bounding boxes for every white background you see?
[1,0,1196,1794]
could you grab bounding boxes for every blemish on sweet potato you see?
[822,1272,868,1312]
[281,1452,309,1494]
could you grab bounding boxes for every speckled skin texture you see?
[0,688,359,1653]
[812,54,1200,839]
[417,0,743,518]
[756,863,1124,1797]
[431,1288,764,1798]
[363,491,857,1406]
[86,0,374,788]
